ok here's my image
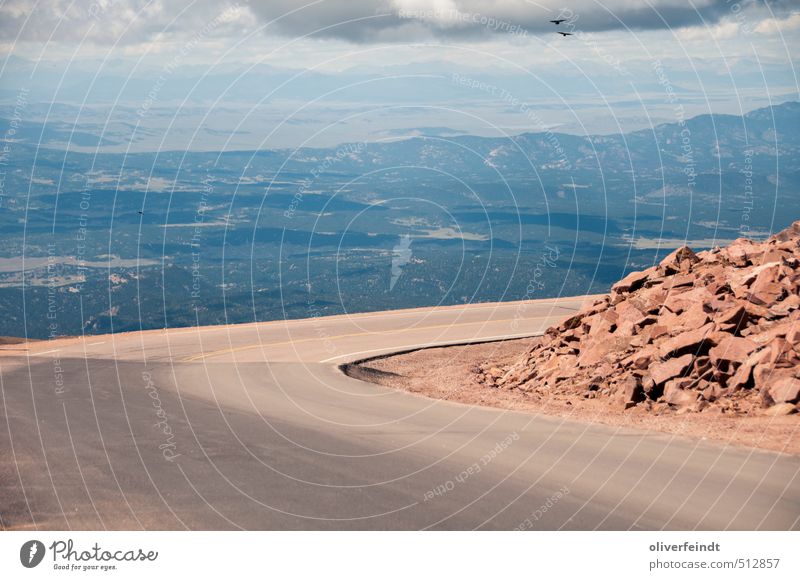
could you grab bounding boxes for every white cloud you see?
[755,12,800,35]
[678,20,741,41]
[2,0,792,47]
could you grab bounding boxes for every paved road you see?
[1,297,798,530]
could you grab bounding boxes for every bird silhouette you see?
[550,19,566,25]
[557,31,573,36]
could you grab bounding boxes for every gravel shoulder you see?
[347,337,799,455]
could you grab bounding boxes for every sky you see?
[0,0,797,149]
[1,0,797,64]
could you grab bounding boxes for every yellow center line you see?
[181,312,574,362]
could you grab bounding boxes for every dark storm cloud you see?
[247,0,788,42]
[0,0,794,45]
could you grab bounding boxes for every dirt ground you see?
[348,337,800,455]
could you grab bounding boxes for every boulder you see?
[648,353,694,386]
[639,288,668,313]
[617,375,644,409]
[709,336,758,365]
[560,312,586,331]
[771,221,800,242]
[770,293,800,316]
[614,301,649,335]
[578,340,614,367]
[725,239,756,266]
[659,323,715,358]
[660,246,699,273]
[762,403,798,416]
[663,379,699,407]
[639,324,669,344]
[622,346,657,370]
[674,302,711,331]
[612,269,650,295]
[664,273,696,290]
[726,359,754,391]
[747,285,784,307]
[702,382,725,402]
[766,338,797,367]
[768,375,800,404]
[716,303,748,330]
[740,261,781,288]
[752,363,774,392]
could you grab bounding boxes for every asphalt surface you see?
[1,297,798,530]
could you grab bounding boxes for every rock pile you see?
[477,222,800,416]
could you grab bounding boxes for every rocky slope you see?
[477,222,800,417]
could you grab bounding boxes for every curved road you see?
[1,297,798,530]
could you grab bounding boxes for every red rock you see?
[639,288,668,312]
[706,279,733,295]
[640,324,669,344]
[694,356,713,377]
[725,239,756,267]
[674,302,711,331]
[709,336,758,365]
[753,363,773,392]
[743,301,774,320]
[772,221,800,242]
[617,375,644,409]
[614,301,648,335]
[648,353,694,386]
[716,304,747,328]
[770,293,800,316]
[578,340,613,367]
[659,323,714,358]
[675,285,715,304]
[663,274,696,290]
[766,338,797,367]
[663,378,698,407]
[482,220,800,419]
[727,359,754,391]
[747,284,785,306]
[657,309,682,327]
[702,382,725,402]
[576,299,609,319]
[696,248,719,263]
[487,367,504,379]
[740,261,781,287]
[612,269,650,295]
[560,311,586,331]
[760,249,795,266]
[768,375,800,404]
[660,246,699,273]
[762,403,798,416]
[621,346,657,370]
[748,320,794,345]
[588,312,617,337]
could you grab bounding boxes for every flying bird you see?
[137,211,144,215]
[557,31,573,36]
[550,19,567,25]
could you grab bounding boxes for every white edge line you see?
[319,332,545,364]
[29,349,61,356]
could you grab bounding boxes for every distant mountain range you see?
[257,100,800,177]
